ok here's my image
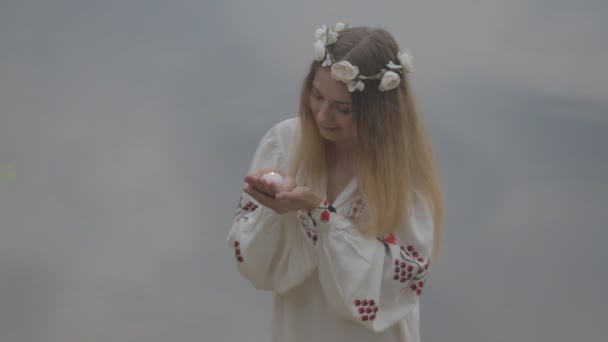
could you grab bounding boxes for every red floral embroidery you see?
[382,233,397,245]
[353,298,378,322]
[393,244,430,296]
[233,197,259,223]
[393,258,415,282]
[386,243,431,296]
[233,240,243,262]
[410,281,424,295]
[299,211,318,244]
[320,210,330,222]
[344,194,366,224]
[242,201,258,212]
[315,200,336,223]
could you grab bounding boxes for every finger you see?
[248,168,282,179]
[283,177,297,191]
[243,184,270,206]
[246,182,275,201]
[244,176,256,188]
[246,176,268,193]
[244,169,270,182]
[253,177,267,191]
[242,184,257,198]
[248,178,269,195]
[261,180,279,195]
[244,183,264,199]
[252,178,277,196]
[275,191,292,200]
[244,173,261,183]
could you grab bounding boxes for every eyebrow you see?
[312,84,351,106]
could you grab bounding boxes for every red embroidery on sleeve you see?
[299,211,319,244]
[233,196,259,223]
[392,245,430,295]
[233,241,243,262]
[242,201,258,212]
[353,298,378,321]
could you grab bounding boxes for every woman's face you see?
[309,67,355,145]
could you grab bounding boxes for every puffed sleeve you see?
[226,123,317,294]
[308,193,434,332]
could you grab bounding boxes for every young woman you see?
[227,22,444,342]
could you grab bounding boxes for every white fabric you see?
[226,117,434,342]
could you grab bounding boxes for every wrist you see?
[305,196,323,213]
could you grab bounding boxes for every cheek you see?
[337,116,353,128]
[309,97,318,113]
[342,118,356,135]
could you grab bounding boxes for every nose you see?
[316,101,333,120]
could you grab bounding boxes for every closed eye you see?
[311,88,323,99]
[311,84,351,113]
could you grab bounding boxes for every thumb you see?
[275,191,292,200]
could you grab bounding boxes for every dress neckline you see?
[328,177,357,208]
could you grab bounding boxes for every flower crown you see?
[313,22,414,92]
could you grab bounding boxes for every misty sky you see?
[1,1,607,341]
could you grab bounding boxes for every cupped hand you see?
[242,169,321,214]
[244,168,296,197]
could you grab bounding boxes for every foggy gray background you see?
[1,0,607,341]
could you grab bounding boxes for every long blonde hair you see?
[288,27,444,257]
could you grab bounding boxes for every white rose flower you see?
[313,41,326,61]
[397,51,414,73]
[347,80,365,92]
[326,28,339,45]
[322,53,333,67]
[315,25,328,44]
[378,71,401,91]
[334,22,346,32]
[386,60,402,70]
[330,61,359,82]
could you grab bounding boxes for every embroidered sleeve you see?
[226,123,317,294]
[307,195,434,332]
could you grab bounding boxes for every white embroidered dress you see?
[227,118,434,342]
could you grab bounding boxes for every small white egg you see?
[261,172,284,187]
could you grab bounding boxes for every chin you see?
[319,131,341,141]
[321,134,352,145]
[316,125,353,143]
